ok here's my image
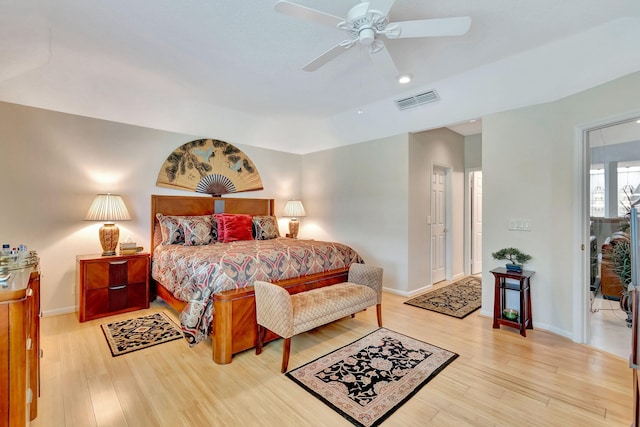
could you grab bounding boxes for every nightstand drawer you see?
[85,282,147,318]
[84,257,148,290]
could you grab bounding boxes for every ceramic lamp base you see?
[99,223,119,256]
[288,219,300,239]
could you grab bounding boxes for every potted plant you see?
[604,186,639,326]
[603,233,633,326]
[492,247,532,273]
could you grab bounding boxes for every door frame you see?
[431,162,453,284]
[573,109,640,344]
[465,167,482,276]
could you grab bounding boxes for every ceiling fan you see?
[274,0,471,79]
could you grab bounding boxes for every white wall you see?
[0,101,301,316]
[465,134,482,169]
[408,129,465,294]
[301,135,410,292]
[482,71,640,338]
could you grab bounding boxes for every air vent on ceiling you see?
[395,90,439,111]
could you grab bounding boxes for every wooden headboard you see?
[150,194,275,255]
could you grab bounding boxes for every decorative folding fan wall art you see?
[156,139,263,196]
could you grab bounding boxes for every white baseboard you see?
[382,284,433,298]
[43,306,77,317]
[478,309,571,339]
[384,274,470,298]
[382,287,411,297]
[451,272,465,280]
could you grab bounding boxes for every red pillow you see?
[215,214,253,243]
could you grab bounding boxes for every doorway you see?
[583,117,640,358]
[470,170,483,274]
[431,165,451,284]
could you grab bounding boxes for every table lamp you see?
[84,193,131,256]
[283,200,306,239]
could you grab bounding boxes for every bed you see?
[150,194,362,364]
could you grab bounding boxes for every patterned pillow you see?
[156,213,184,245]
[215,214,254,243]
[252,215,280,240]
[210,217,218,242]
[214,214,226,242]
[156,214,217,245]
[181,216,213,246]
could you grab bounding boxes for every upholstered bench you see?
[254,263,383,372]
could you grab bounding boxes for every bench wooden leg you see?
[256,325,265,355]
[376,304,383,327]
[281,337,291,373]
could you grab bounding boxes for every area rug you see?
[100,312,183,357]
[286,328,458,427]
[404,276,481,319]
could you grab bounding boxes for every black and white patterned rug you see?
[101,312,183,357]
[286,328,458,427]
[404,276,482,319]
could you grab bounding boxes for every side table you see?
[490,267,534,337]
[77,252,150,322]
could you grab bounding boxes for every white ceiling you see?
[1,1,640,153]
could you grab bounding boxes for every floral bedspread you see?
[151,237,362,344]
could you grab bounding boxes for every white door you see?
[471,171,483,274]
[432,167,446,283]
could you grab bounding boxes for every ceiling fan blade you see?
[274,1,345,28]
[302,41,354,72]
[366,0,396,17]
[388,16,471,39]
[368,43,399,78]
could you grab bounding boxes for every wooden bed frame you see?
[150,194,349,364]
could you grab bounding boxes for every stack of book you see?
[119,242,138,255]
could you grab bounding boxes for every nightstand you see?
[77,252,150,322]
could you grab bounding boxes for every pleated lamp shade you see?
[85,194,131,256]
[283,200,306,239]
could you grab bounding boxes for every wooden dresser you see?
[0,269,40,426]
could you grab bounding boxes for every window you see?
[590,162,640,218]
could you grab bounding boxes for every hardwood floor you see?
[33,286,633,426]
[590,295,632,359]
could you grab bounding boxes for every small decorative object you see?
[492,247,532,273]
[84,193,131,256]
[283,200,306,239]
[503,308,519,320]
[119,242,138,255]
[506,264,522,273]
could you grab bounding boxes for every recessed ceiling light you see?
[469,119,477,123]
[636,119,640,124]
[397,74,412,84]
[357,109,364,115]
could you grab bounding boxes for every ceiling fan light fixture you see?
[359,27,376,45]
[397,74,412,84]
